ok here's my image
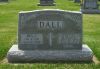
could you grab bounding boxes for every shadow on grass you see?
[9,60,93,64]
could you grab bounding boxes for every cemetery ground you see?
[0,0,100,69]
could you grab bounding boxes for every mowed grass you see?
[0,0,100,69]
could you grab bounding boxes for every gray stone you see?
[18,9,82,50]
[0,0,8,2]
[7,9,93,62]
[7,44,93,62]
[74,0,80,3]
[81,0,100,13]
[38,0,55,6]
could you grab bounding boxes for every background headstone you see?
[81,0,100,13]
[38,0,55,6]
[7,9,93,63]
[74,0,81,3]
[0,0,8,2]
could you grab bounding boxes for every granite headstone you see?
[0,0,8,2]
[74,0,81,3]
[18,10,82,50]
[81,0,100,13]
[7,9,93,63]
[38,0,55,6]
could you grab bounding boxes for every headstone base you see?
[80,9,100,14]
[38,3,55,6]
[7,44,93,63]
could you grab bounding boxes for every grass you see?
[0,0,100,69]
[0,63,100,69]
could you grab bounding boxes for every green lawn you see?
[0,0,100,69]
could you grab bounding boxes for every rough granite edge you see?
[7,44,93,63]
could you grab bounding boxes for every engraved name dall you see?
[38,21,64,29]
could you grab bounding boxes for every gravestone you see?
[0,0,8,2]
[38,0,55,6]
[74,0,81,3]
[7,9,93,63]
[81,0,100,13]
